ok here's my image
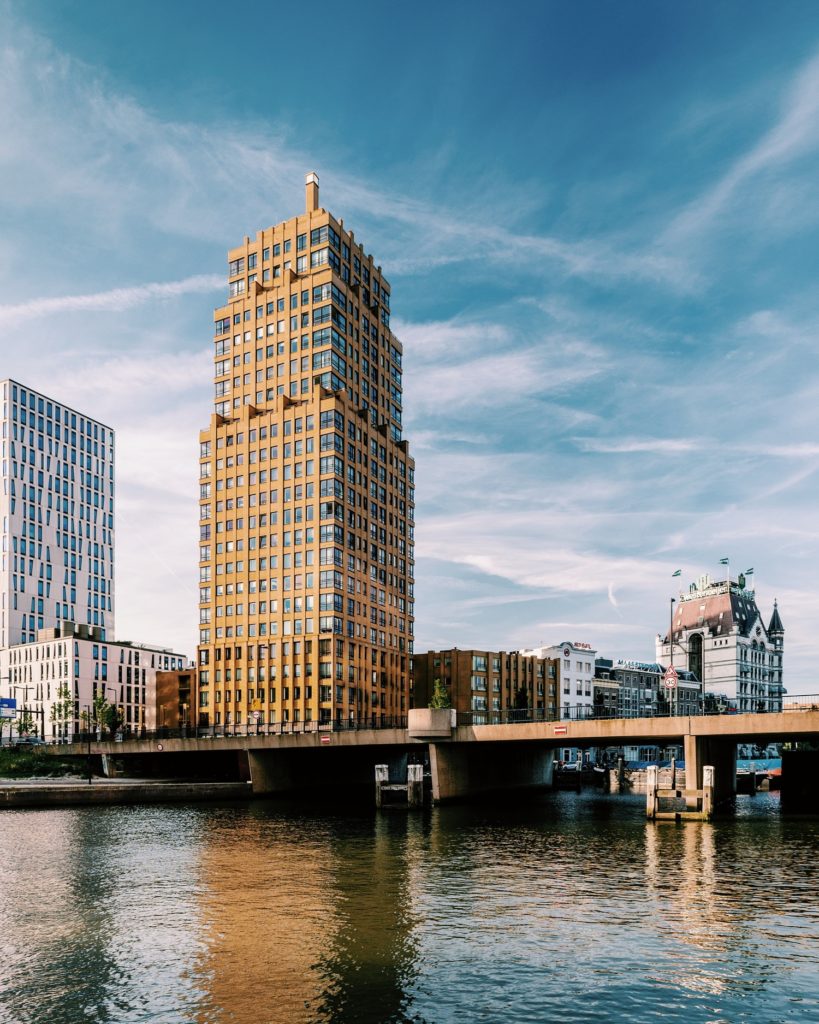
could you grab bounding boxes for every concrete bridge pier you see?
[428,741,554,803]
[684,735,736,808]
[247,749,295,795]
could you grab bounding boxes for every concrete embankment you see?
[0,779,252,809]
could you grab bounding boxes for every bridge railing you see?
[46,698,819,745]
[455,697,819,728]
[56,715,409,745]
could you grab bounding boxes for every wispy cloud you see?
[0,12,697,296]
[575,436,819,458]
[665,48,819,242]
[0,275,223,327]
[575,437,702,454]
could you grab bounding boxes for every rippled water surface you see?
[0,792,817,1023]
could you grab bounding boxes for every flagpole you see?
[670,569,682,718]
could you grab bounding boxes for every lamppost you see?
[83,703,92,784]
[669,598,679,718]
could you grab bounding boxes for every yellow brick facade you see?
[197,174,414,730]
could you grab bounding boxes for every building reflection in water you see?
[312,812,424,1024]
[641,809,800,1002]
[193,803,424,1024]
[0,805,209,1024]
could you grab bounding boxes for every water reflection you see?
[0,793,817,1024]
[191,805,341,1022]
[312,813,424,1024]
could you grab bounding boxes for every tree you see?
[50,684,75,741]
[92,694,110,736]
[428,678,451,710]
[103,703,123,736]
[17,708,36,736]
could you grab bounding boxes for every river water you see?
[0,791,816,1024]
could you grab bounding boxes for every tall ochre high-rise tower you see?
[197,174,414,730]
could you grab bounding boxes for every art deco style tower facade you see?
[197,174,414,729]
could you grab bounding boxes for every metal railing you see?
[42,697,819,745]
[56,715,409,745]
[455,697,819,728]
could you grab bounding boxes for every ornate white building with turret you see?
[656,573,784,713]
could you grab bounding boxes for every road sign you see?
[252,711,261,721]
[663,666,679,689]
[0,698,16,720]
[553,724,568,735]
[250,700,262,712]
[320,735,331,745]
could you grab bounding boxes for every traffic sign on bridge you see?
[663,666,679,689]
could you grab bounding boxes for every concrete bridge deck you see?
[46,706,819,805]
[51,707,819,758]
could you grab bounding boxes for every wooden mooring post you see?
[375,764,390,808]
[647,763,714,822]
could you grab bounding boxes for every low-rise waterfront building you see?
[1,623,189,740]
[594,658,700,718]
[520,641,597,718]
[148,667,198,732]
[412,648,559,723]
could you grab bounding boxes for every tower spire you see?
[305,171,319,213]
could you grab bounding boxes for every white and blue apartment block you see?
[0,379,115,647]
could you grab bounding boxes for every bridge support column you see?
[429,742,554,804]
[781,750,819,813]
[684,735,736,808]
[247,749,294,795]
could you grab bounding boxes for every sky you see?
[2,1,819,693]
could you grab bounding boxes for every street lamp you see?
[669,598,679,718]
[83,703,92,785]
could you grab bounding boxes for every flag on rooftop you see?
[671,569,682,577]
[745,567,754,574]
[719,557,729,565]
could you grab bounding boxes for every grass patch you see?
[0,747,83,779]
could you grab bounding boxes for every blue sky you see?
[2,1,819,691]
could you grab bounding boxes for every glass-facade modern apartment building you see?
[0,380,115,647]
[197,174,414,729]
